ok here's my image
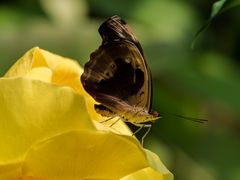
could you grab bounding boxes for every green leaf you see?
[211,0,227,18]
[191,0,240,49]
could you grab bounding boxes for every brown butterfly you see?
[81,15,160,128]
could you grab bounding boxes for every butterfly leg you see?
[132,124,152,145]
[132,126,144,136]
[141,124,152,145]
[99,116,115,123]
[109,117,121,127]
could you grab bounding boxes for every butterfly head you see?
[149,111,160,119]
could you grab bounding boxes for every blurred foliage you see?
[0,0,240,180]
[192,0,240,48]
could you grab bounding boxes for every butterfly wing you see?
[98,15,152,111]
[81,15,152,113]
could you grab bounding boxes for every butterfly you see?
[81,15,160,129]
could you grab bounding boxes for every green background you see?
[0,1,240,180]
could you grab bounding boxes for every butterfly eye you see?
[150,111,160,118]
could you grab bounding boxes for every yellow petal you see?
[2,47,173,179]
[120,167,165,180]
[93,119,133,136]
[4,48,101,119]
[4,47,47,78]
[0,78,94,163]
[25,67,52,83]
[0,161,22,180]
[21,130,149,180]
[4,47,84,94]
[145,149,174,180]
[39,48,85,94]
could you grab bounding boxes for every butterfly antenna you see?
[159,112,208,123]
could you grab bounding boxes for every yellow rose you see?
[0,47,173,180]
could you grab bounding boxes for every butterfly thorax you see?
[119,106,160,124]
